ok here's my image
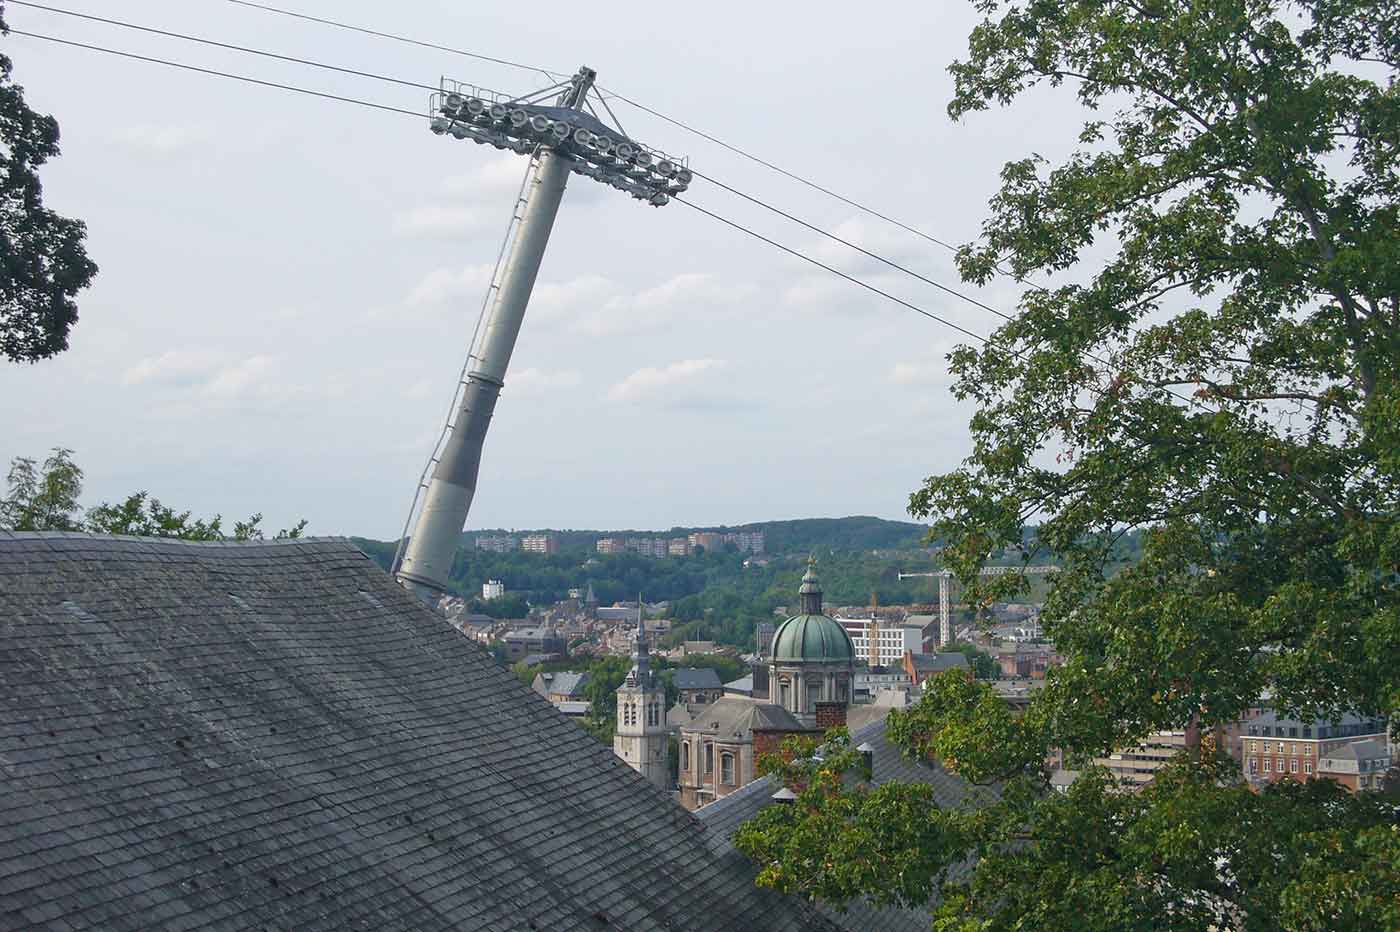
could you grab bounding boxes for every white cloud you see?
[205,355,277,398]
[405,265,495,307]
[121,349,228,386]
[889,361,950,385]
[391,205,484,239]
[442,152,534,200]
[575,273,756,335]
[607,358,726,403]
[508,368,583,398]
[530,274,616,320]
[111,123,211,154]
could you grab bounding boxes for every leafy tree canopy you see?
[2,448,306,540]
[739,0,1400,927]
[0,4,97,362]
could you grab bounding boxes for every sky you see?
[0,0,1086,538]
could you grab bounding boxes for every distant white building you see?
[837,617,924,667]
[482,579,505,600]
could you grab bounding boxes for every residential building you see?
[838,616,924,667]
[502,625,566,662]
[0,533,836,931]
[689,531,725,552]
[482,578,505,600]
[1318,740,1392,792]
[903,650,970,686]
[1242,710,1389,790]
[668,537,691,556]
[676,558,855,809]
[521,533,558,554]
[531,670,591,705]
[475,534,517,552]
[672,668,724,705]
[595,537,625,554]
[854,666,913,702]
[1095,729,1193,788]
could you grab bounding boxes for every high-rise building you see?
[482,579,505,600]
[668,537,690,556]
[522,533,558,554]
[596,538,624,554]
[475,535,518,553]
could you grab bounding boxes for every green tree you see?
[0,447,82,530]
[0,4,97,362]
[2,450,306,540]
[738,1,1400,928]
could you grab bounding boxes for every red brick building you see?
[1241,710,1388,791]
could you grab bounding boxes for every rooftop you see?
[0,532,840,931]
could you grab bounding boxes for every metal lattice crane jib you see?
[394,67,690,603]
[897,565,1060,646]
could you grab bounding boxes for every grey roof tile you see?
[0,533,835,932]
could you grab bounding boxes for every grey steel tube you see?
[397,151,571,601]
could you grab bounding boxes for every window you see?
[681,741,690,772]
[1291,759,1298,773]
[1305,761,1313,775]
[1248,758,1257,774]
[1248,740,1257,753]
[704,742,713,775]
[1277,758,1285,773]
[1264,759,1272,772]
[720,753,735,786]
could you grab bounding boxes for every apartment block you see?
[522,533,558,554]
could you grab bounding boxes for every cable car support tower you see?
[392,66,691,604]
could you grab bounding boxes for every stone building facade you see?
[675,558,856,809]
[613,615,669,788]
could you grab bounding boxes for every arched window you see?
[779,679,791,709]
[704,742,714,775]
[720,752,736,786]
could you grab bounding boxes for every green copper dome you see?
[770,557,855,662]
[770,613,855,662]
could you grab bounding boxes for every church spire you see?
[632,595,650,686]
[799,555,823,615]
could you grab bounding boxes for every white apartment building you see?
[482,579,505,600]
[521,533,557,554]
[837,617,924,667]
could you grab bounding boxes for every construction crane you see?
[898,565,1060,646]
[392,66,690,605]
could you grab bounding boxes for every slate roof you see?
[680,695,806,741]
[0,533,843,932]
[696,718,995,932]
[671,668,723,691]
[908,652,970,675]
[534,670,591,699]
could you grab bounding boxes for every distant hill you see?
[440,516,931,555]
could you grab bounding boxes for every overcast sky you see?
[1,0,1083,538]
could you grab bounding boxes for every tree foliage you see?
[0,4,97,362]
[739,0,1400,927]
[1,448,306,540]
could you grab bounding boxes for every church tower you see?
[613,602,669,788]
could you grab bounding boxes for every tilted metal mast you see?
[395,66,691,603]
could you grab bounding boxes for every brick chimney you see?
[814,700,847,731]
